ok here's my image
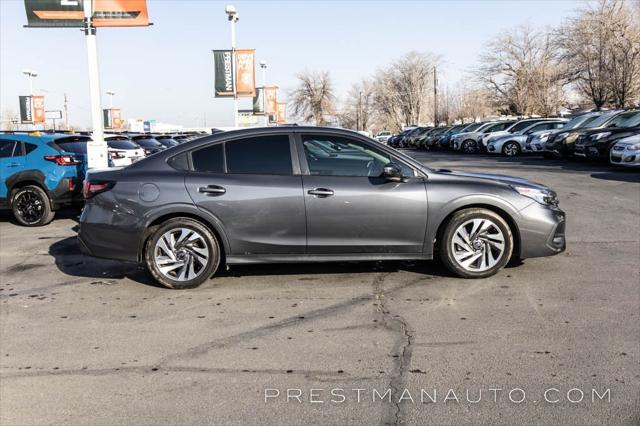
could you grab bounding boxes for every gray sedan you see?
[78,127,566,289]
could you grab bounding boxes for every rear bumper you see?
[50,177,83,208]
[518,203,566,259]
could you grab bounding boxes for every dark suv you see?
[78,127,566,289]
[574,110,640,160]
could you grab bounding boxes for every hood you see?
[435,169,548,190]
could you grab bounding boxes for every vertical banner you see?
[277,102,287,124]
[112,108,123,129]
[32,95,45,124]
[103,109,113,128]
[213,50,234,97]
[235,49,256,97]
[252,87,264,115]
[19,96,33,123]
[264,86,278,115]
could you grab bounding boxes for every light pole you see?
[260,60,268,126]
[226,5,239,129]
[106,90,115,109]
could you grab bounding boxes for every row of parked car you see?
[380,109,640,167]
[0,131,207,226]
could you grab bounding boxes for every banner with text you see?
[32,96,45,124]
[252,87,264,115]
[19,96,33,124]
[213,50,234,97]
[277,102,287,124]
[235,49,256,97]
[264,86,278,116]
[24,0,150,28]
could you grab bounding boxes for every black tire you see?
[144,218,221,289]
[439,208,514,279]
[502,141,521,157]
[10,185,55,226]
[461,140,477,154]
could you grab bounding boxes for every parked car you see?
[574,111,640,160]
[452,120,517,153]
[487,120,568,156]
[481,119,551,152]
[78,126,566,289]
[437,124,472,150]
[130,134,166,155]
[610,134,640,167]
[105,135,145,167]
[449,122,487,151]
[155,135,180,148]
[526,112,603,154]
[404,127,433,148]
[0,133,87,226]
[544,110,623,158]
[421,127,451,150]
[375,131,392,144]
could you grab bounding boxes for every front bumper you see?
[610,150,640,167]
[518,203,566,259]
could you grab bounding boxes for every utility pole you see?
[226,5,239,128]
[433,66,438,126]
[63,93,69,130]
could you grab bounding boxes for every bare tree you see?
[476,25,567,116]
[556,0,640,109]
[289,71,336,126]
[337,80,375,132]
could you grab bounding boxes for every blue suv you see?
[0,133,88,226]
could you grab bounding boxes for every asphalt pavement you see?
[1,152,638,425]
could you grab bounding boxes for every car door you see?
[184,133,306,255]
[0,140,24,203]
[297,133,428,254]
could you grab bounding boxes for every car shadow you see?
[0,207,81,226]
[590,170,640,183]
[48,235,460,289]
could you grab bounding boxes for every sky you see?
[0,0,585,128]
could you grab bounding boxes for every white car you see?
[487,120,568,156]
[610,134,640,167]
[375,131,392,143]
[451,121,517,153]
[105,135,146,167]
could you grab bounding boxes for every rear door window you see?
[225,135,292,175]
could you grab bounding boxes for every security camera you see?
[225,5,237,16]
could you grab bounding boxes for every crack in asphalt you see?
[372,273,414,426]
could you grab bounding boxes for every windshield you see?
[584,111,621,128]
[107,140,140,150]
[508,120,542,133]
[461,123,482,132]
[562,114,598,130]
[133,137,163,148]
[607,111,640,128]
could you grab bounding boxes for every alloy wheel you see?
[154,227,210,281]
[14,190,45,224]
[503,142,519,156]
[462,141,476,154]
[451,218,505,272]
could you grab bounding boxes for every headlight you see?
[512,185,558,206]
[556,133,568,141]
[591,132,611,140]
[537,132,550,142]
[628,143,640,151]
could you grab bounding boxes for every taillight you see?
[110,150,126,159]
[83,180,114,199]
[44,155,81,166]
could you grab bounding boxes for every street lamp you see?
[259,60,268,126]
[106,90,116,109]
[22,69,38,96]
[225,5,239,128]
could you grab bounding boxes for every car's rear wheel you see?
[439,208,513,279]
[11,185,55,226]
[503,142,520,156]
[145,218,221,289]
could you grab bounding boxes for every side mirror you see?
[383,162,403,182]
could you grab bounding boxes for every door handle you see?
[7,163,19,168]
[308,188,334,197]
[198,185,226,196]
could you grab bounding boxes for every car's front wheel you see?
[145,218,221,289]
[503,142,521,156]
[11,185,55,226]
[461,140,477,154]
[439,208,513,278]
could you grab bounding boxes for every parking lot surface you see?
[1,152,639,425]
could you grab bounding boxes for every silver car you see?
[451,121,517,153]
[610,134,640,167]
[78,126,566,289]
[487,120,568,156]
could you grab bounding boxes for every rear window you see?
[56,141,87,153]
[107,140,139,150]
[133,138,163,148]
